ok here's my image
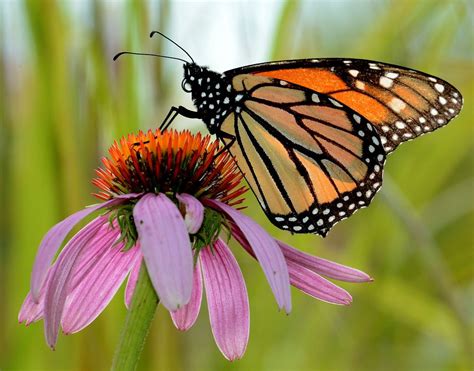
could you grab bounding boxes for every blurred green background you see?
[1,1,473,370]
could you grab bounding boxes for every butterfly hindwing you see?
[219,74,386,236]
[225,58,463,154]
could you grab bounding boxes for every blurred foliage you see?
[1,1,473,370]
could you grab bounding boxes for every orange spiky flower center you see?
[93,129,247,206]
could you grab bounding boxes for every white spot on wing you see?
[355,80,366,90]
[395,121,406,129]
[434,83,445,93]
[379,76,393,88]
[329,98,343,107]
[311,93,320,103]
[385,72,399,79]
[388,97,407,113]
[349,69,360,77]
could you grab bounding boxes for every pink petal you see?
[233,226,353,305]
[200,239,249,361]
[208,200,291,313]
[19,293,44,325]
[288,263,352,305]
[31,194,140,301]
[19,269,52,325]
[125,257,142,309]
[20,222,125,325]
[20,222,119,325]
[68,222,122,286]
[177,194,204,234]
[278,241,372,282]
[170,262,203,331]
[61,243,141,334]
[44,216,105,349]
[133,193,193,311]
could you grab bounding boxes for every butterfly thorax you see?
[182,63,236,134]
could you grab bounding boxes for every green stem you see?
[111,263,159,371]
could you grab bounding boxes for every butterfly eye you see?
[181,79,192,92]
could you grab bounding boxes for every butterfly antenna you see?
[113,51,189,64]
[149,31,195,64]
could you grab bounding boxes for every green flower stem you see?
[111,263,159,371]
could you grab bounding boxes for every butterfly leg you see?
[160,106,201,131]
[214,131,236,159]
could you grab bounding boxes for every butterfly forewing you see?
[225,58,463,154]
[220,74,386,236]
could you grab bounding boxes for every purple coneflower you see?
[19,129,371,360]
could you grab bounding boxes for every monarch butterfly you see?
[115,32,463,237]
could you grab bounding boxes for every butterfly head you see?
[182,63,234,134]
[181,63,202,92]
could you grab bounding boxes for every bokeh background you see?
[1,1,473,370]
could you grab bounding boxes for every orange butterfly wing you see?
[219,74,386,236]
[225,59,463,153]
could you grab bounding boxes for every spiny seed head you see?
[92,129,247,207]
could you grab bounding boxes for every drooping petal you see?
[208,200,291,313]
[170,262,203,331]
[19,269,52,325]
[200,239,250,361]
[133,193,193,311]
[31,194,140,301]
[125,256,142,309]
[177,194,204,234]
[44,216,106,349]
[288,263,352,305]
[20,222,124,325]
[19,292,44,325]
[61,244,141,334]
[234,226,353,304]
[68,222,122,286]
[278,241,372,282]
